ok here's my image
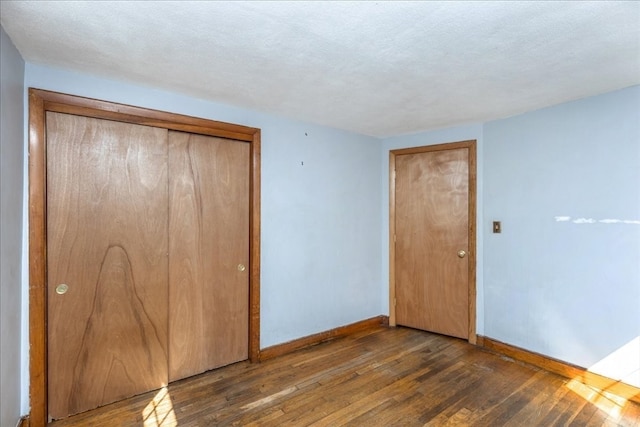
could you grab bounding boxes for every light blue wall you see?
[1,25,25,427]
[483,86,640,386]
[379,86,640,386]
[24,64,383,346]
[14,60,640,415]
[381,124,485,334]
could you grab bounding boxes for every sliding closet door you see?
[46,113,169,419]
[168,132,250,381]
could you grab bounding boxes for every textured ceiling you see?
[1,1,639,137]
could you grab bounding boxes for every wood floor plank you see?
[504,372,576,425]
[48,326,640,427]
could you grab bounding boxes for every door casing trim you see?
[28,88,261,426]
[389,140,477,344]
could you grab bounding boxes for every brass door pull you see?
[56,284,69,295]
[457,250,466,258]
[237,264,246,272]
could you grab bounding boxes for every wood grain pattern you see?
[29,89,261,426]
[480,336,640,405]
[46,113,169,419]
[466,142,477,344]
[388,153,397,327]
[249,129,261,363]
[28,89,48,427]
[168,131,250,381]
[394,146,470,339]
[48,326,640,427]
[35,89,258,141]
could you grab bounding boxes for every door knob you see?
[55,284,69,295]
[457,250,467,258]
[237,264,246,272]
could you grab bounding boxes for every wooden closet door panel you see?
[395,148,469,339]
[46,113,169,419]
[168,132,250,382]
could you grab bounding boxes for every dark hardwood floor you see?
[49,326,640,426]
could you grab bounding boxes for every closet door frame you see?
[28,88,262,427]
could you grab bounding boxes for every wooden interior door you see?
[46,113,169,419]
[394,145,471,339]
[168,132,250,381]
